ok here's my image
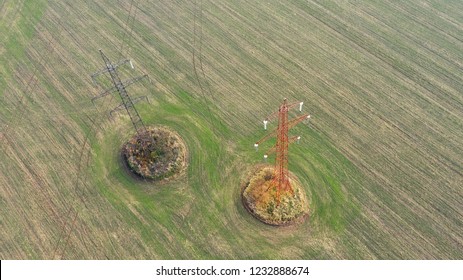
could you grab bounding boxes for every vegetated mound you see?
[122,126,187,182]
[242,165,309,226]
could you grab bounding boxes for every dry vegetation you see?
[242,166,309,226]
[0,0,462,259]
[122,127,187,181]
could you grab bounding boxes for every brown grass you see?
[242,165,309,226]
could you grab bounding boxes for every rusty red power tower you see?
[255,98,311,204]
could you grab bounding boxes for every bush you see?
[122,127,187,181]
[242,166,309,226]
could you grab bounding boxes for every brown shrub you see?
[242,166,309,226]
[122,127,187,181]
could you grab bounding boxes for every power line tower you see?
[254,98,311,204]
[91,49,153,153]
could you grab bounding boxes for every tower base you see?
[241,165,309,226]
[122,126,187,182]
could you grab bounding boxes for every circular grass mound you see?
[122,126,187,182]
[242,166,309,226]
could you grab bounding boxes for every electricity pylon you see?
[91,49,154,152]
[254,98,311,204]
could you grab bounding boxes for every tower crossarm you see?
[255,114,309,145]
[264,135,301,156]
[255,127,278,145]
[91,74,148,103]
[264,101,304,122]
[287,114,310,130]
[91,58,132,83]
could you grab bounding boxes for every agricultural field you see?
[0,0,462,259]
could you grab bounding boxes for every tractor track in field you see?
[0,1,132,258]
[52,0,143,258]
[192,0,217,133]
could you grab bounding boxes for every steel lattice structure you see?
[255,98,311,204]
[91,49,154,154]
[91,49,149,134]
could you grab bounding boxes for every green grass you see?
[0,0,47,62]
[84,88,360,259]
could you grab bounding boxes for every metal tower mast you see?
[255,98,311,204]
[91,49,149,137]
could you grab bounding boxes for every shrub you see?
[242,166,309,226]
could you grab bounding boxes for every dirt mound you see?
[242,165,309,226]
[122,126,187,182]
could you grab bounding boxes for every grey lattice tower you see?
[91,49,150,134]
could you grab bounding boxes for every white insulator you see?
[254,143,259,151]
[263,120,268,130]
[130,60,134,69]
[263,154,268,162]
[307,115,311,120]
[299,102,304,111]
[297,136,301,143]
